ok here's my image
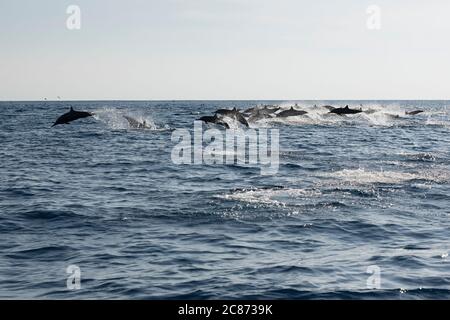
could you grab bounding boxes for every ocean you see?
[0,100,449,299]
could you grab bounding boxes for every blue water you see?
[0,100,449,299]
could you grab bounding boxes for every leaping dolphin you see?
[243,106,258,114]
[123,115,152,129]
[214,107,249,127]
[322,105,336,111]
[247,109,274,122]
[262,106,280,114]
[405,110,424,116]
[231,112,250,127]
[198,114,230,129]
[329,105,363,115]
[277,107,308,118]
[52,107,93,127]
[215,107,240,116]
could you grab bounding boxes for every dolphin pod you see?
[52,104,426,129]
[198,104,427,128]
[52,107,93,127]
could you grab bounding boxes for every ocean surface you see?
[0,100,449,299]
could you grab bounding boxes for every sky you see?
[1,0,450,100]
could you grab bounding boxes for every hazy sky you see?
[1,0,450,100]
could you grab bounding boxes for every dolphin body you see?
[52,107,93,127]
[123,115,151,129]
[198,114,230,129]
[329,105,363,115]
[247,109,274,122]
[322,105,336,111]
[405,110,424,116]
[215,107,240,116]
[277,107,308,118]
[243,106,258,114]
[214,107,249,127]
[262,106,280,114]
[243,105,278,116]
[231,112,250,127]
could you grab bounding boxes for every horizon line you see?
[2,99,450,102]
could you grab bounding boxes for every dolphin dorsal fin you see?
[291,107,294,110]
[345,105,349,109]
[70,107,74,112]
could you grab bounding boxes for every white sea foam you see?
[323,168,450,184]
[218,188,322,206]
[425,118,450,127]
[395,151,439,162]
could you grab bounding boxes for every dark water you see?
[0,100,449,299]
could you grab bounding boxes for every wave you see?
[5,245,77,261]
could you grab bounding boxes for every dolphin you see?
[405,110,424,116]
[52,107,93,127]
[123,115,151,129]
[262,106,280,114]
[198,114,230,129]
[276,107,308,118]
[214,107,249,127]
[232,112,250,127]
[329,105,363,115]
[322,105,336,111]
[243,105,279,116]
[247,109,273,122]
[243,106,259,114]
[215,107,240,116]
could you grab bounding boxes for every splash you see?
[92,107,158,130]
